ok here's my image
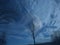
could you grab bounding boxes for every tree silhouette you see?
[19,1,58,44]
[51,29,60,45]
[18,1,36,44]
[0,32,6,45]
[30,20,35,45]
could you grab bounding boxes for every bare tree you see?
[19,1,58,45]
[30,20,35,45]
[18,1,37,45]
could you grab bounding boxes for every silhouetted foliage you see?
[0,32,6,45]
[52,39,60,45]
[52,31,60,45]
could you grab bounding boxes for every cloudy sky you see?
[0,0,60,45]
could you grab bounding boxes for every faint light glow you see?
[33,15,43,31]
